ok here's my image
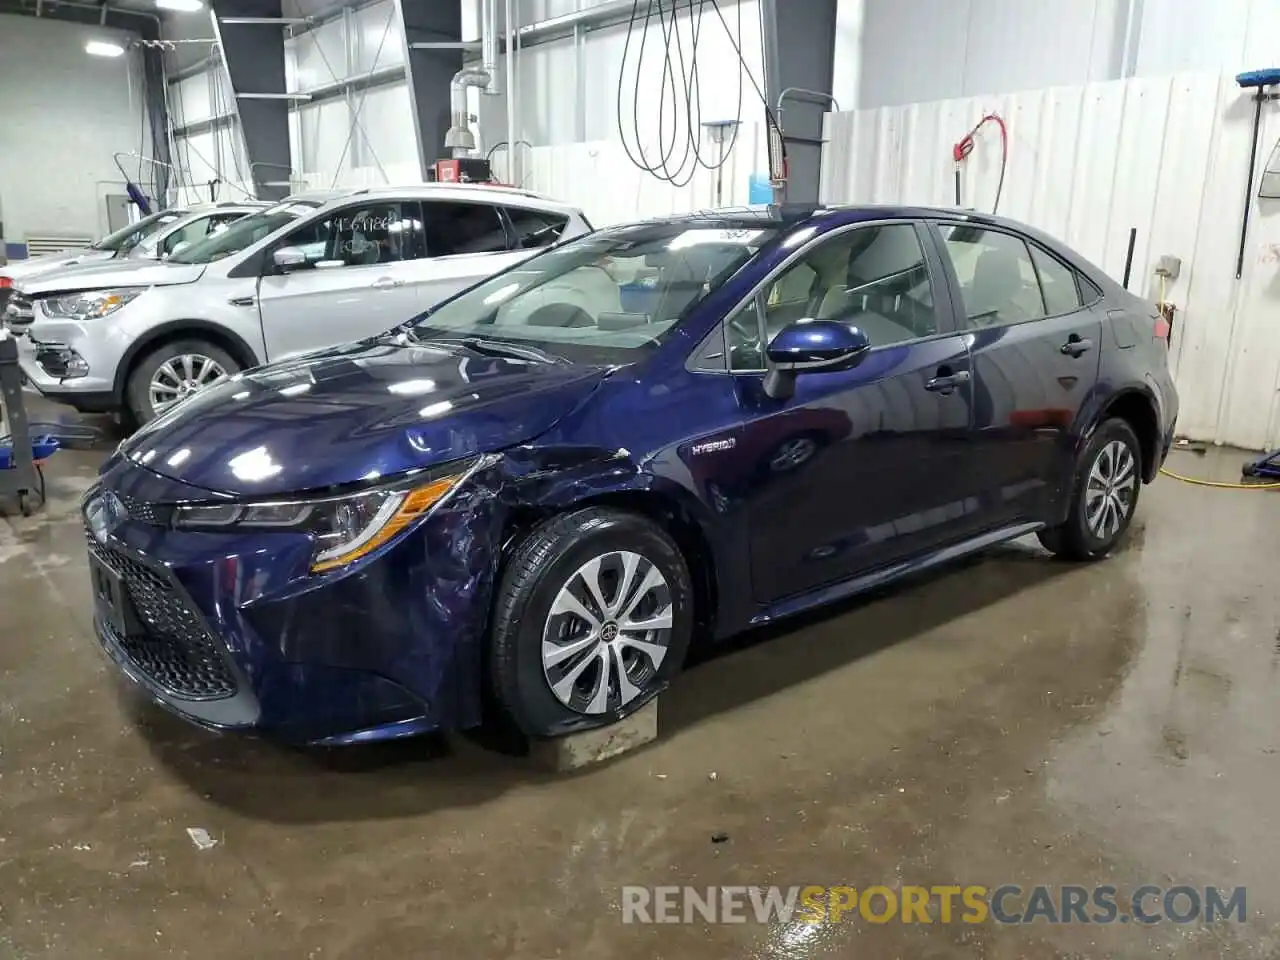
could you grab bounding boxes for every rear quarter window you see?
[506,206,570,249]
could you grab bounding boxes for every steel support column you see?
[210,0,293,200]
[759,0,837,203]
[395,0,463,179]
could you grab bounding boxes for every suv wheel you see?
[1038,417,1142,561]
[126,340,239,425]
[490,508,694,738]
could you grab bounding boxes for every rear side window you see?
[1030,244,1082,315]
[423,201,509,256]
[939,225,1044,328]
[505,206,569,249]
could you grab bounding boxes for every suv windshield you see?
[409,222,777,365]
[168,200,323,264]
[90,210,185,252]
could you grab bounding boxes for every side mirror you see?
[168,240,191,258]
[763,319,871,400]
[273,245,307,271]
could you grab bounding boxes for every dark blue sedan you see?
[84,204,1178,744]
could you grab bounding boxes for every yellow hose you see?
[1159,466,1280,489]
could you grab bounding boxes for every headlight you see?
[173,459,485,573]
[41,288,142,321]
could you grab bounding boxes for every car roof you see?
[181,200,271,213]
[619,202,1037,231]
[293,183,583,216]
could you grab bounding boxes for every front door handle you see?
[371,277,403,291]
[228,295,256,307]
[1061,334,1093,357]
[924,368,971,394]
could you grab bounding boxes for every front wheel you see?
[489,508,694,738]
[1038,417,1142,561]
[126,340,240,426]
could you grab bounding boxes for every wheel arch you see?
[1098,387,1161,482]
[496,477,722,643]
[113,320,261,402]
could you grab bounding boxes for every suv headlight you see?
[173,458,488,573]
[41,288,143,321]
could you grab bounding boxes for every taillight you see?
[0,277,11,289]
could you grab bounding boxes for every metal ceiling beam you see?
[209,0,293,200]
[395,0,462,179]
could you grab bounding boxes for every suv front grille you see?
[87,529,237,700]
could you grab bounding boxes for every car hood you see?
[120,337,611,497]
[1,248,113,281]
[17,258,205,295]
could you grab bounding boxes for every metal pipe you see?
[1121,226,1137,289]
[482,0,498,94]
[236,92,313,100]
[776,87,840,115]
[505,0,516,183]
[218,16,310,25]
[1237,91,1266,280]
[444,66,491,157]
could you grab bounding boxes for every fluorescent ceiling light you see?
[156,0,205,10]
[85,40,126,57]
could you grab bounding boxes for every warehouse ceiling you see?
[0,0,165,38]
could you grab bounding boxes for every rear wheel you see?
[126,339,239,425]
[1038,417,1142,561]
[489,508,694,738]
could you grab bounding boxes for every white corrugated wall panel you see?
[820,71,1280,450]
[494,120,769,228]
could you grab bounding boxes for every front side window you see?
[161,218,210,254]
[726,222,940,370]
[168,200,323,264]
[940,225,1047,328]
[273,202,425,270]
[409,223,778,366]
[506,206,570,249]
[423,201,509,256]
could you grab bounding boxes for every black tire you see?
[1038,417,1142,561]
[489,507,694,738]
[125,339,240,426]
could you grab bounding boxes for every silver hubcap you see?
[541,550,674,715]
[1085,439,1137,540]
[149,354,229,414]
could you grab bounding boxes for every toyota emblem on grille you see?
[85,492,126,544]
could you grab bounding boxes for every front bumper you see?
[17,308,133,410]
[84,457,502,744]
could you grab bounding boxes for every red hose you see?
[953,113,1008,213]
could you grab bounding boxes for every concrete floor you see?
[2,412,1280,958]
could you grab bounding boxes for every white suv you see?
[12,185,593,424]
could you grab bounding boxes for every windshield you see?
[168,200,322,264]
[409,222,777,365]
[90,210,184,252]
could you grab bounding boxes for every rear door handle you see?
[924,368,971,394]
[1060,334,1093,357]
[371,277,403,290]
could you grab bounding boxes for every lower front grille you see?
[88,531,237,700]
